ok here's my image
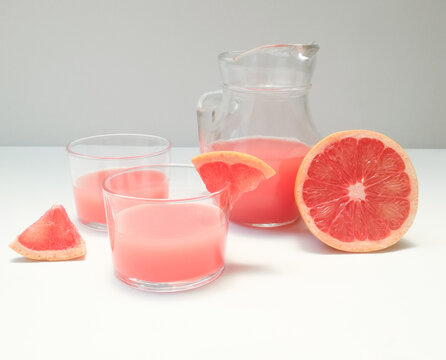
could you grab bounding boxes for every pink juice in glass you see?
[209,136,311,226]
[73,169,168,226]
[112,203,227,283]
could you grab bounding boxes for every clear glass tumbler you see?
[66,134,171,231]
[103,164,229,292]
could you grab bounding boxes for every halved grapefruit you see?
[9,205,86,261]
[295,130,418,252]
[192,151,276,205]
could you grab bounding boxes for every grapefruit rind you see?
[191,151,276,206]
[295,130,418,252]
[192,151,276,179]
[9,238,86,261]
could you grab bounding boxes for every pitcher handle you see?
[197,90,223,152]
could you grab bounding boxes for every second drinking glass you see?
[66,134,171,230]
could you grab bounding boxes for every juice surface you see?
[209,136,310,226]
[112,203,227,283]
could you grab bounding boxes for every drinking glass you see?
[103,164,229,292]
[67,134,171,231]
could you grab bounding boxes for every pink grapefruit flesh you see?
[191,151,276,206]
[295,130,418,252]
[9,205,86,261]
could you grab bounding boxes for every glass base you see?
[79,220,108,232]
[235,218,297,228]
[115,266,225,293]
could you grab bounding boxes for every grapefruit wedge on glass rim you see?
[192,151,276,206]
[295,130,418,252]
[9,205,86,261]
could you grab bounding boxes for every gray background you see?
[0,0,444,147]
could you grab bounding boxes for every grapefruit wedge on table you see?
[9,205,86,261]
[295,130,418,252]
[192,151,276,205]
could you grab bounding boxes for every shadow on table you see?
[77,221,109,237]
[223,261,274,276]
[229,220,301,238]
[374,238,415,253]
[229,219,342,254]
[111,260,274,298]
[10,255,86,263]
[231,218,416,255]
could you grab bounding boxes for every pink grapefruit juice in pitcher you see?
[210,136,311,225]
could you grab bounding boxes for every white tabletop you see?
[1,147,445,360]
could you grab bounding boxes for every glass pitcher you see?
[197,44,320,227]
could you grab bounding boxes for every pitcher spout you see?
[218,43,319,90]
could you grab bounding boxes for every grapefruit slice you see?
[295,130,418,252]
[9,205,86,261]
[191,151,276,205]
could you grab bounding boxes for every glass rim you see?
[66,133,172,160]
[218,43,320,62]
[102,164,229,203]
